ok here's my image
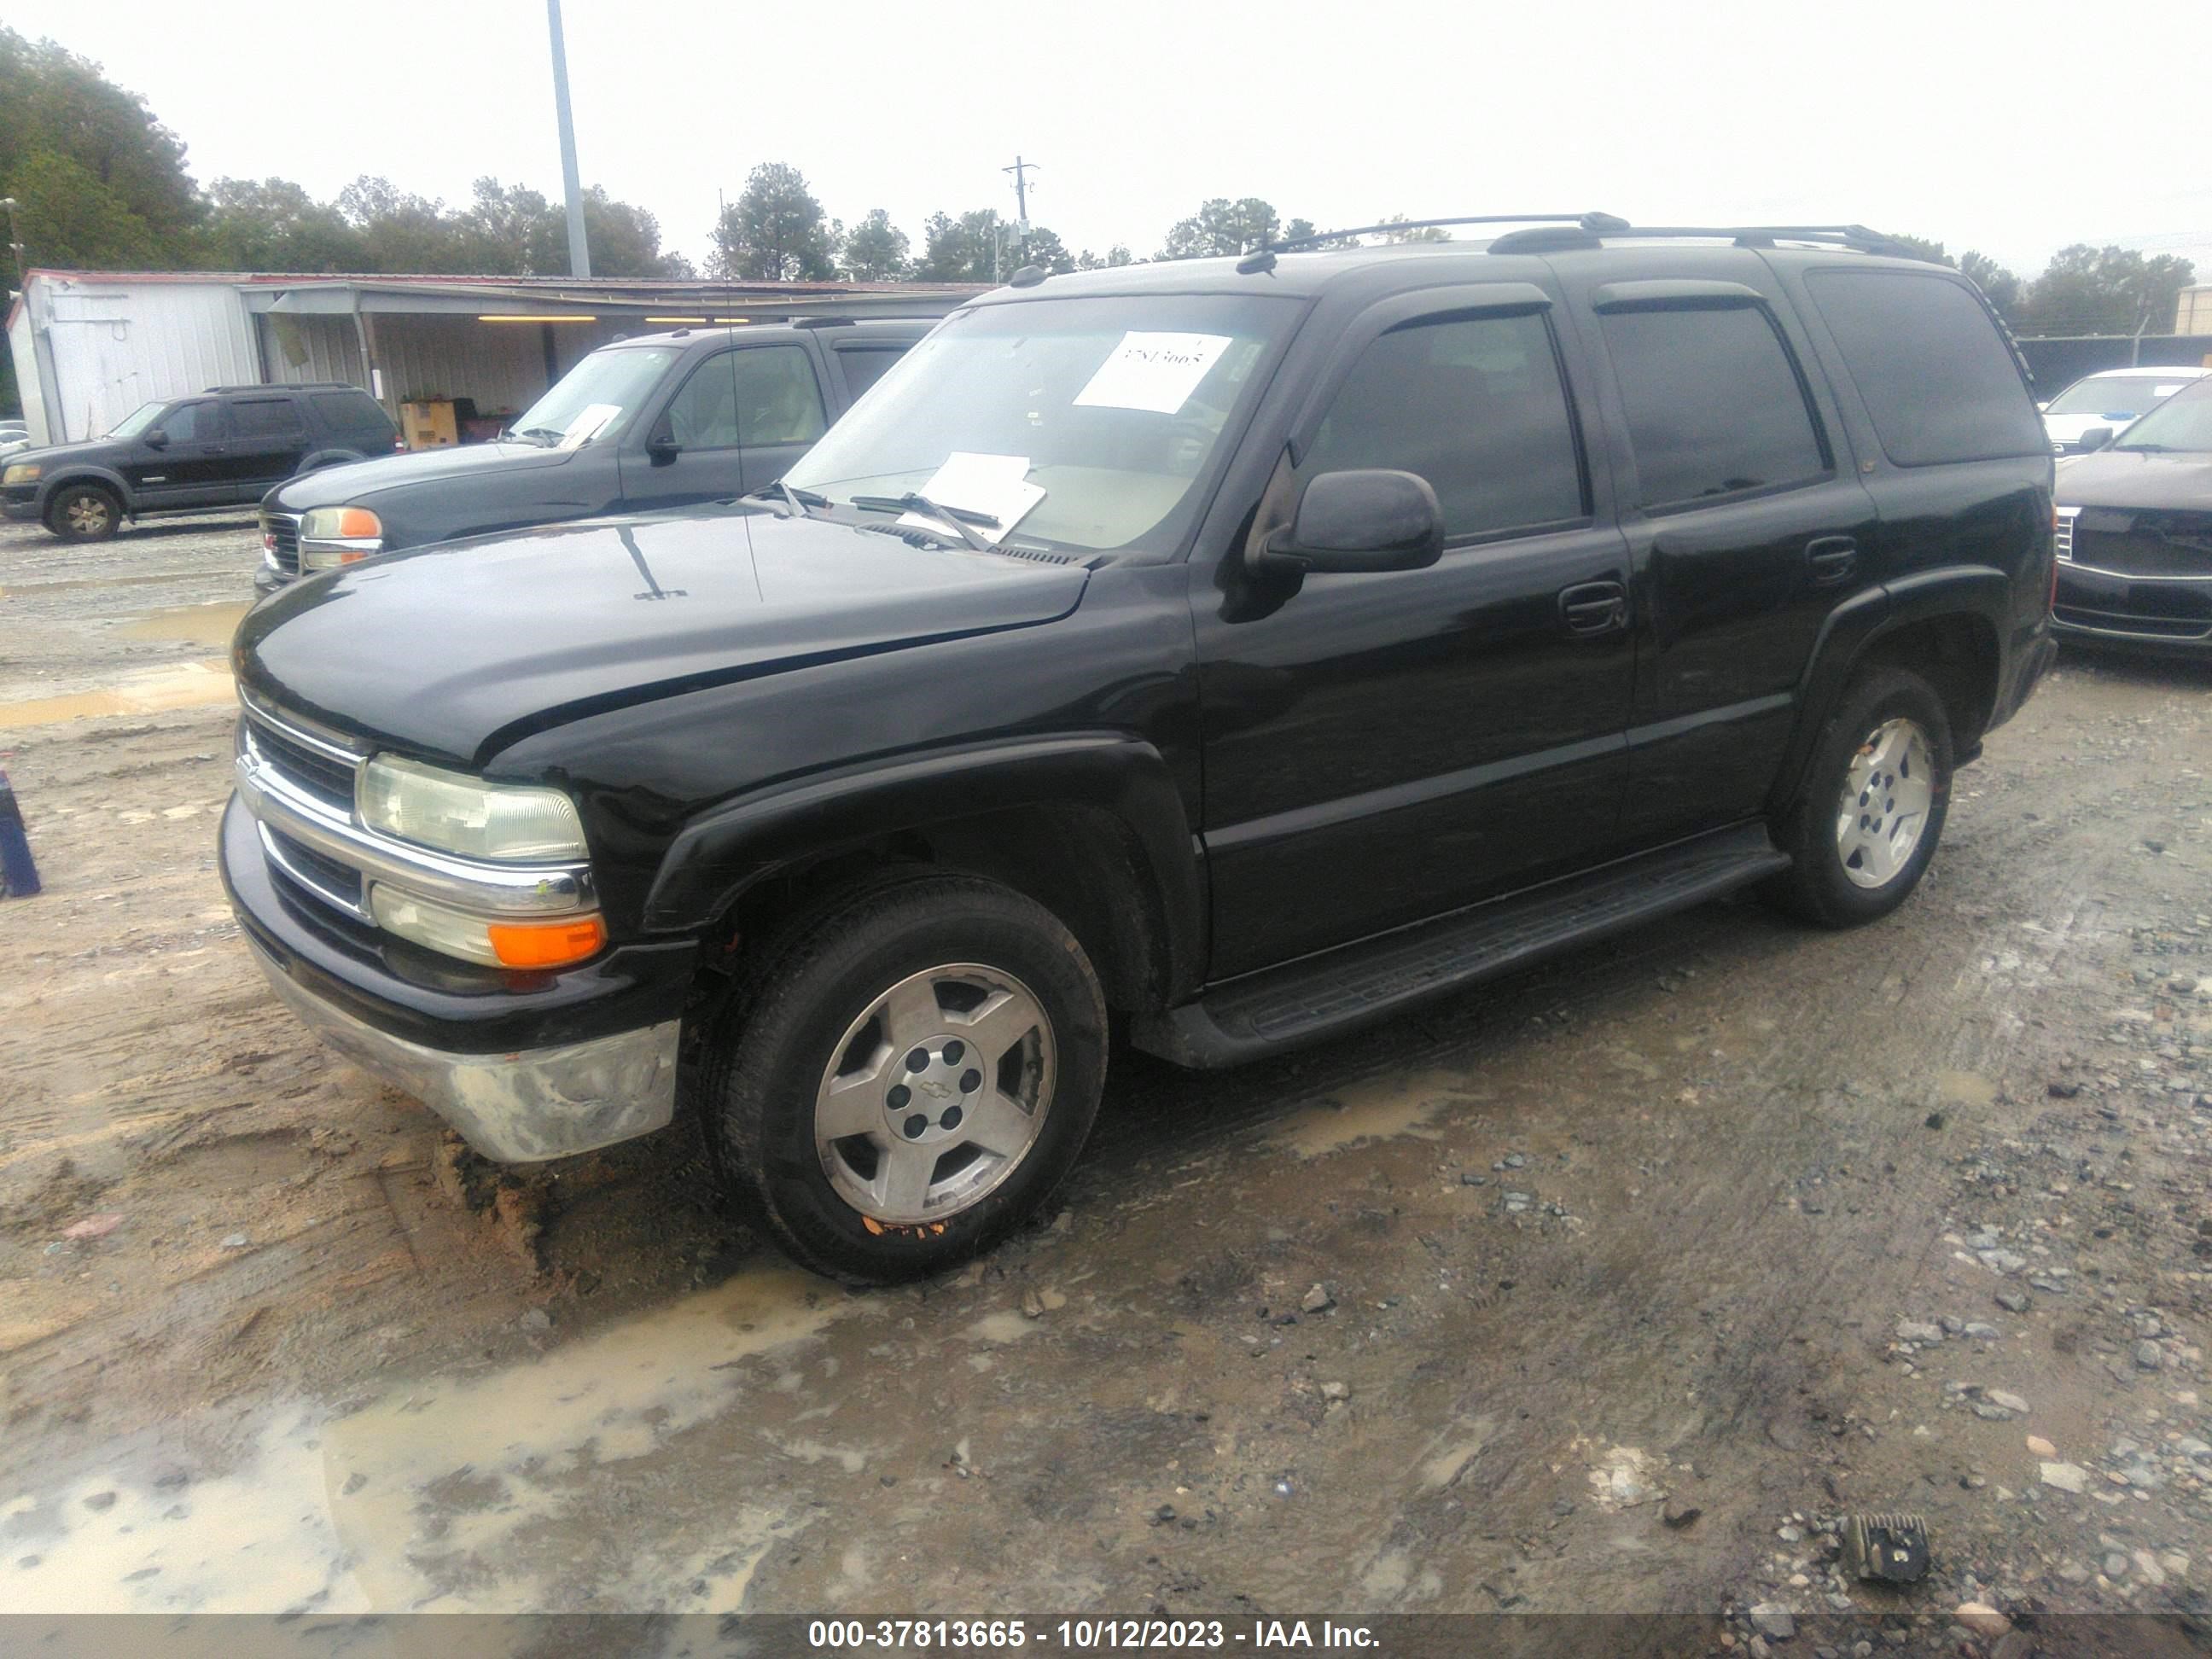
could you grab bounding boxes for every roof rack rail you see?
[1486,222,1901,255]
[201,381,358,393]
[1263,212,1627,253]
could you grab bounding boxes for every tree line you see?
[0,26,2198,370]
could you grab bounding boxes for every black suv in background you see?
[3,383,399,541]
[223,218,2055,1283]
[255,317,934,590]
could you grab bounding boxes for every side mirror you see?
[1256,469,1445,578]
[2075,425,2116,454]
[143,428,169,451]
[645,425,680,466]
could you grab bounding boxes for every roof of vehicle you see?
[965,236,1957,309]
[2064,365,2212,381]
[595,317,939,352]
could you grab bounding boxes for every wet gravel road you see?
[3,514,2210,1653]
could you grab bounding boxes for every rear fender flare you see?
[644,733,1206,1001]
[1768,566,2010,814]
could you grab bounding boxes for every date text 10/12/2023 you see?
[806,1619,1383,1650]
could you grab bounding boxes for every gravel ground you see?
[3,513,2211,1651]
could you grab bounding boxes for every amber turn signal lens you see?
[486,915,607,968]
[333,506,382,539]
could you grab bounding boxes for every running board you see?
[1132,822,1790,1068]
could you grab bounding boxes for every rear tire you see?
[1768,665,1953,927]
[699,873,1108,1284]
[47,483,122,542]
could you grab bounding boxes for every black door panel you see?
[226,396,311,494]
[1196,297,1634,979]
[121,399,231,504]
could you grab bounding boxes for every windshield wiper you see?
[850,492,997,553]
[747,480,832,518]
[2112,442,2168,453]
[510,426,566,447]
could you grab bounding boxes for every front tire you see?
[1769,665,1953,927]
[47,483,122,542]
[700,874,1109,1284]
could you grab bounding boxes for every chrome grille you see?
[2054,507,2077,563]
[263,510,302,577]
[243,713,358,810]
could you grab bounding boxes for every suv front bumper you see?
[219,792,696,1161]
[3,491,42,521]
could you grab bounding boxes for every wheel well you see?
[1860,614,1999,749]
[701,805,1171,1016]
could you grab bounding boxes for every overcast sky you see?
[52,0,2212,282]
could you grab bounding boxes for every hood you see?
[268,439,579,509]
[2056,448,2212,513]
[234,507,1089,768]
[7,435,120,468]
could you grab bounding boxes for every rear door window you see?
[1302,311,1586,539]
[835,346,907,401]
[1804,271,2046,466]
[1598,306,1827,509]
[230,398,306,439]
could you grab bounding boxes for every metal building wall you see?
[360,315,558,420]
[259,314,365,387]
[33,279,259,441]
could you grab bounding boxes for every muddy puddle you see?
[3,1264,868,1615]
[0,659,235,728]
[117,602,252,646]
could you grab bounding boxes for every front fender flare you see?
[643,732,1206,999]
[35,465,135,516]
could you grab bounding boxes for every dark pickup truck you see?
[255,317,933,590]
[222,217,2056,1282]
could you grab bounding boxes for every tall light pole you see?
[545,0,591,278]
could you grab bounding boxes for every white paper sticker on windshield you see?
[559,403,623,448]
[898,452,1046,546]
[1074,332,1232,415]
[2152,385,2182,399]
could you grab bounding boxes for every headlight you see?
[3,463,40,486]
[299,504,384,570]
[358,754,588,862]
[369,883,606,969]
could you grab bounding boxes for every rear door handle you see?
[1806,536,1858,584]
[1558,579,1628,636]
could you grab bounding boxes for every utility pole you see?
[1002,156,1039,227]
[546,0,591,278]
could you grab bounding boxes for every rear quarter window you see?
[311,389,399,442]
[1804,271,2045,467]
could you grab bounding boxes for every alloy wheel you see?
[1834,717,1934,889]
[812,962,1057,1225]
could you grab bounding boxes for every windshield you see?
[2046,375,2192,418]
[508,346,679,447]
[785,294,1298,556]
[106,402,165,439]
[2112,377,2212,451]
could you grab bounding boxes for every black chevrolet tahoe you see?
[3,383,399,541]
[220,218,2057,1283]
[254,317,933,591]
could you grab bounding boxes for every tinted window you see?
[311,388,397,439]
[667,346,827,450]
[1601,306,1825,507]
[835,346,906,400]
[1303,311,1585,538]
[155,402,224,443]
[230,398,306,438]
[1805,271,2046,466]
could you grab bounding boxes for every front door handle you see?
[1806,535,1858,584]
[1558,579,1628,636]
